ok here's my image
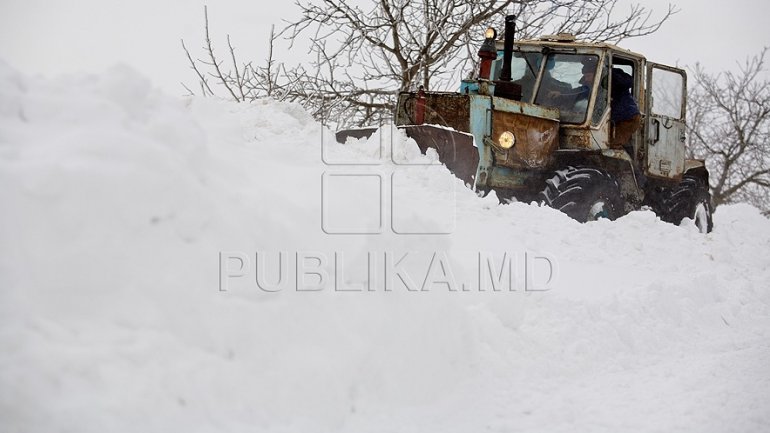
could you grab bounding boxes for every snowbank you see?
[1,60,769,433]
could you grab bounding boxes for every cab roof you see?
[495,35,646,61]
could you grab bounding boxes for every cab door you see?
[645,63,687,180]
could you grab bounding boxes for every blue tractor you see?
[393,15,713,232]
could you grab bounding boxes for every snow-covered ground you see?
[1,59,769,432]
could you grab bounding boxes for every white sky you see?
[1,0,768,95]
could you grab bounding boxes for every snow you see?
[1,59,769,432]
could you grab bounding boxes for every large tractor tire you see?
[540,166,623,222]
[652,173,714,233]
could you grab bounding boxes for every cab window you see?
[494,50,543,102]
[534,53,600,124]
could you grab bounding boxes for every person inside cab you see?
[610,67,642,148]
[573,57,598,113]
[536,54,599,124]
[536,56,574,107]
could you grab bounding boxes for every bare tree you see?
[181,8,288,102]
[183,1,675,127]
[687,48,770,216]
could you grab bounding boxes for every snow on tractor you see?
[343,15,714,232]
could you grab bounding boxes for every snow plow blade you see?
[335,127,378,143]
[399,125,478,186]
[334,124,479,186]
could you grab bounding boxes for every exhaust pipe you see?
[499,15,516,81]
[495,14,521,100]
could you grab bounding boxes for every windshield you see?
[500,51,543,102]
[533,53,600,124]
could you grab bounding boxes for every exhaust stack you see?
[499,15,516,81]
[495,14,522,100]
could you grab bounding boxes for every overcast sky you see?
[1,0,768,95]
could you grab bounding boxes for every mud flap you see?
[399,125,479,187]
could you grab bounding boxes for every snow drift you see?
[1,59,769,433]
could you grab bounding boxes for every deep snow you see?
[1,60,769,433]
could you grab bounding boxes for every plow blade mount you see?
[400,125,479,186]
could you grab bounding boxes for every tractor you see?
[391,15,713,232]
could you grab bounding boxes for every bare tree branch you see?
[181,38,214,97]
[687,47,770,214]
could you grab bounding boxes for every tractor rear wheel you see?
[540,166,623,222]
[653,174,713,233]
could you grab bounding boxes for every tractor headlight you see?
[485,27,497,40]
[498,131,515,149]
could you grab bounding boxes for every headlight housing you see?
[498,131,515,149]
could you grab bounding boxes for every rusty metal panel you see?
[490,110,559,169]
[491,97,560,120]
[559,128,595,150]
[395,92,471,132]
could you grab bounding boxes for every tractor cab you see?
[467,35,645,150]
[465,29,690,184]
[469,41,607,126]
